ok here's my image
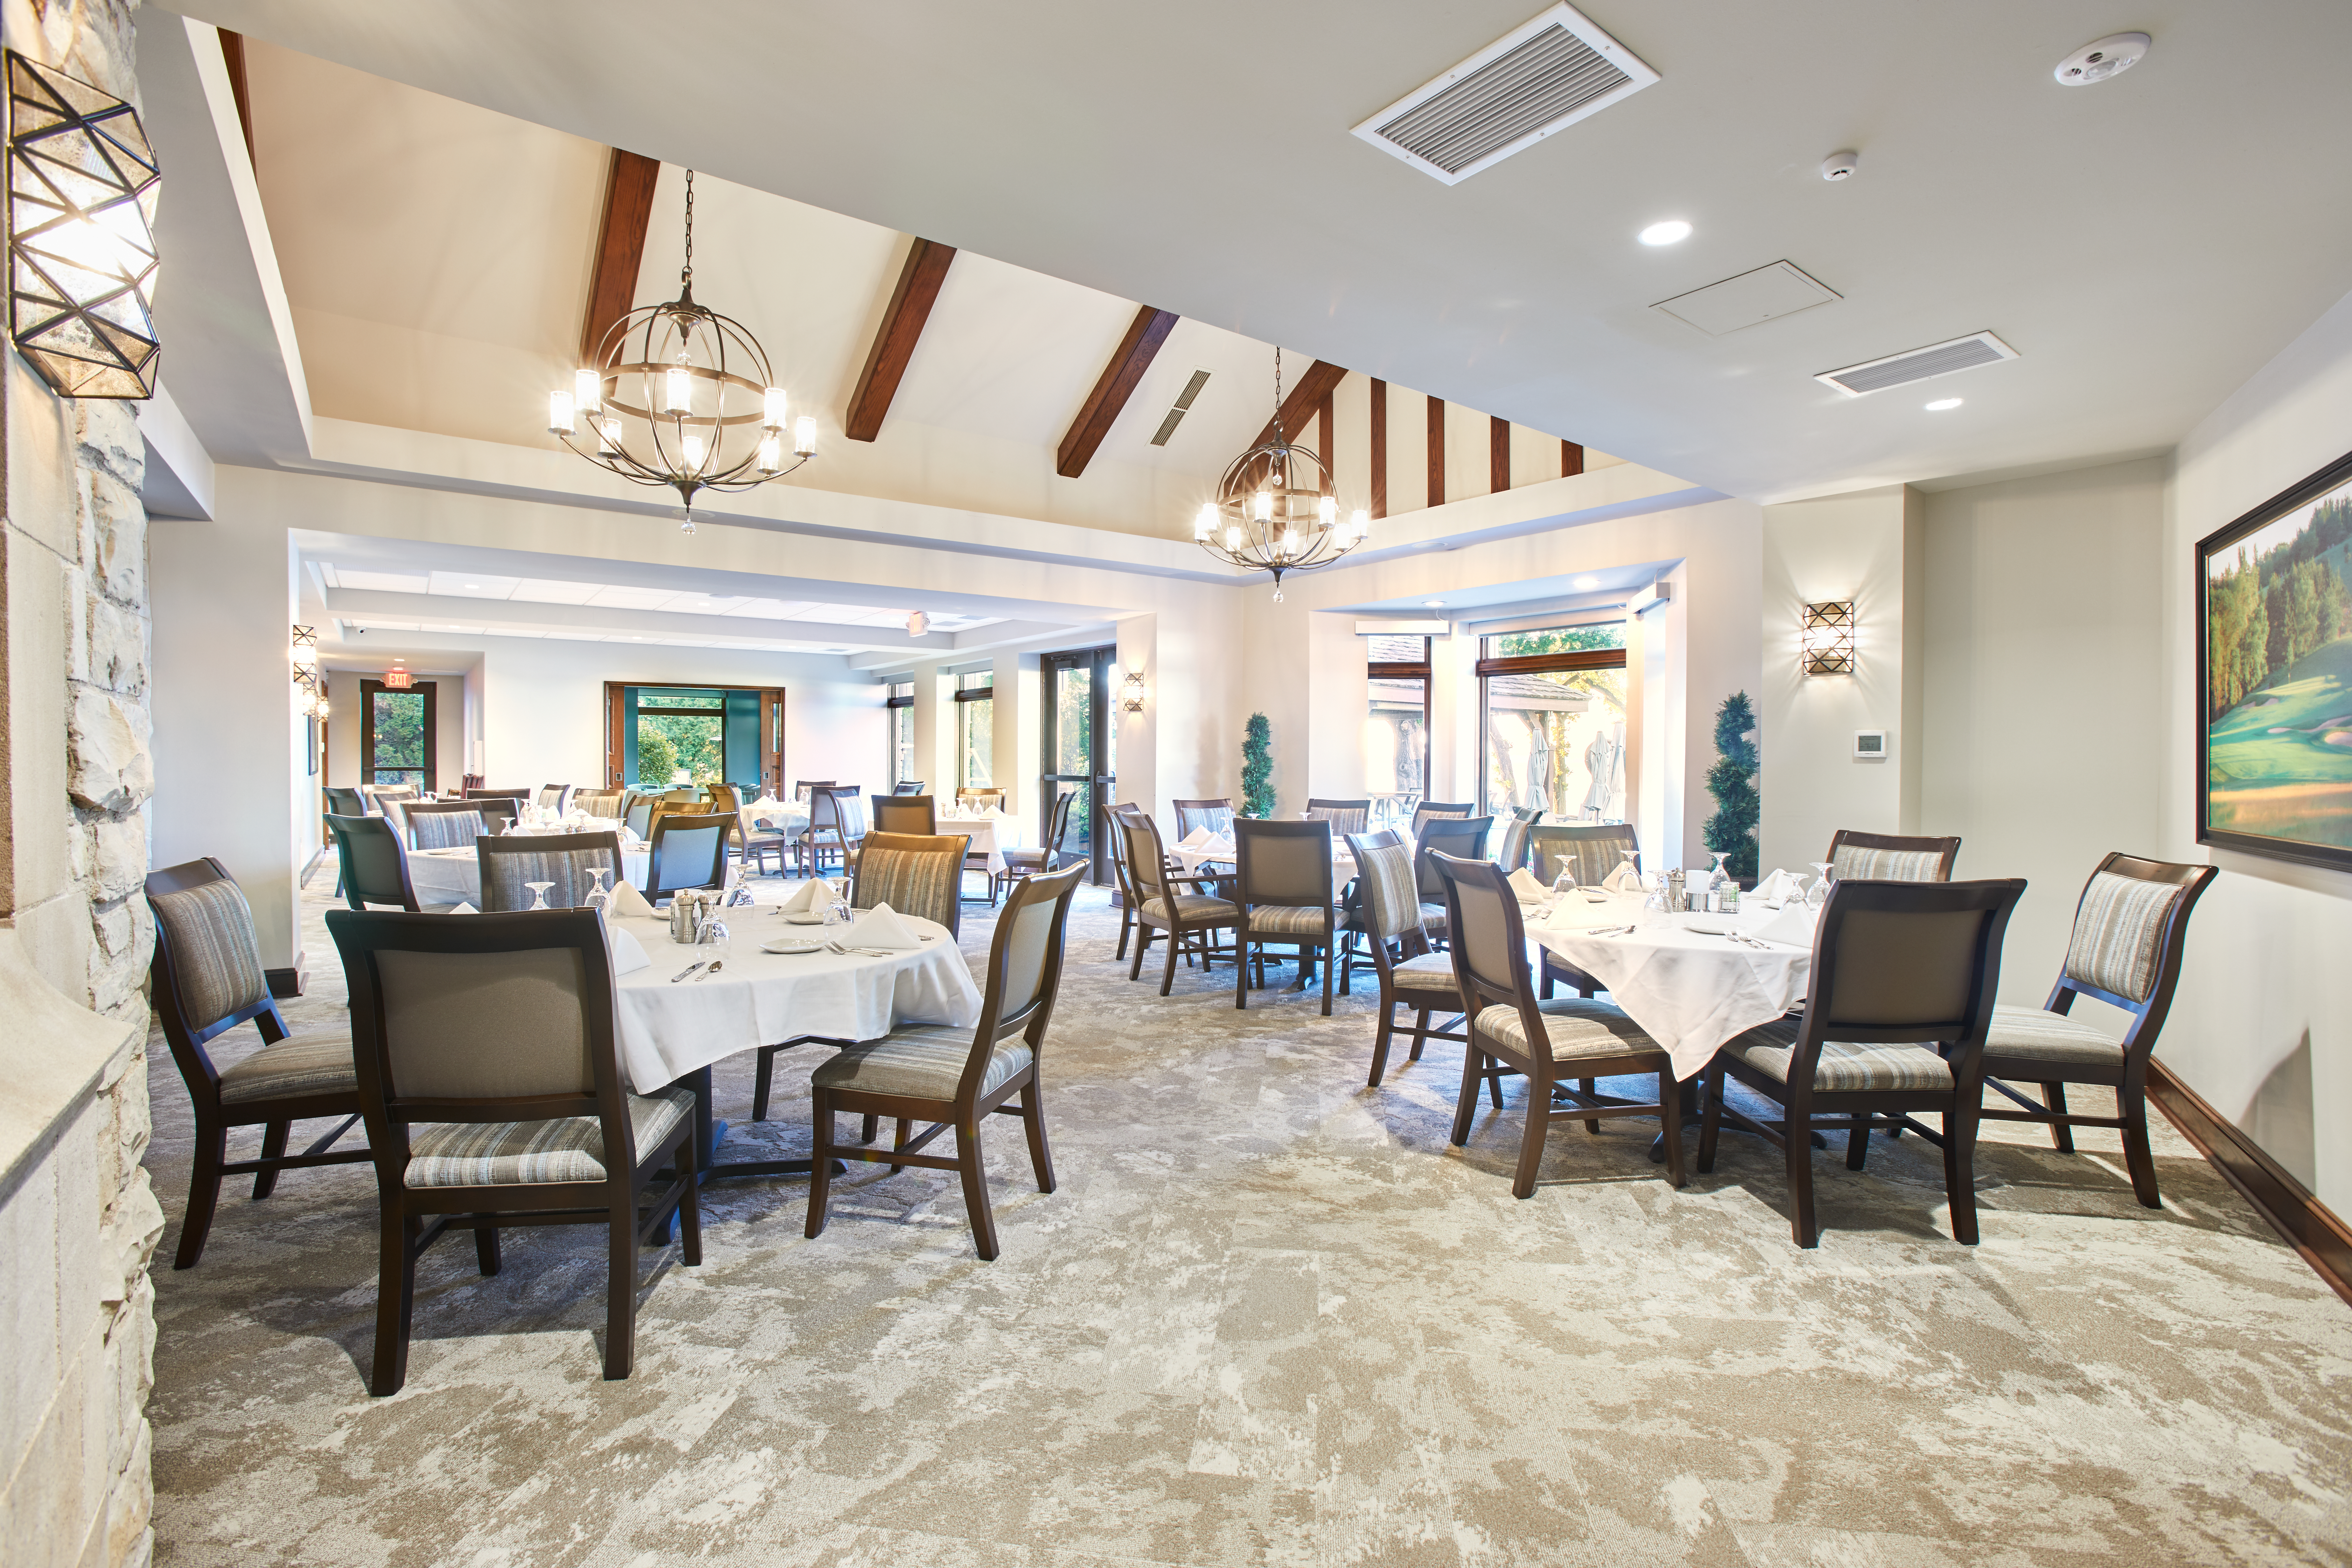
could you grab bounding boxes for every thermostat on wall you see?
[1855,730,1887,760]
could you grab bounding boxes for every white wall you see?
[2159,286,2352,1201]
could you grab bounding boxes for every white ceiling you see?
[163,0,2352,502]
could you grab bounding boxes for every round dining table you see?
[937,810,1027,875]
[405,839,652,907]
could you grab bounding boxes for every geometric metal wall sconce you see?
[1800,600,1856,676]
[6,51,160,399]
[290,624,319,693]
[1120,669,1148,713]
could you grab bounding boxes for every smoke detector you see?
[2055,33,2149,86]
[1820,150,1858,182]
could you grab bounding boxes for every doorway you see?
[1041,645,1117,883]
[604,683,785,796]
[360,678,436,791]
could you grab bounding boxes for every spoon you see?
[693,960,724,981]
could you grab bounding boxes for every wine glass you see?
[1807,862,1835,910]
[583,866,615,913]
[1709,851,1731,892]
[696,915,731,960]
[524,880,555,911]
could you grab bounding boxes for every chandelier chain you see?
[681,169,694,286]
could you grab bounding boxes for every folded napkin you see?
[1506,866,1548,904]
[852,903,924,950]
[1601,862,1641,893]
[778,878,834,917]
[1178,826,1213,848]
[448,902,478,916]
[608,925,652,975]
[1750,867,1807,906]
[609,879,655,919]
[1751,902,1821,949]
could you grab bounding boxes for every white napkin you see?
[609,879,655,919]
[608,925,651,975]
[1750,868,1805,907]
[1601,862,1641,892]
[852,903,923,950]
[1178,826,1212,847]
[1506,866,1548,904]
[778,878,833,917]
[1751,902,1820,948]
[448,901,478,915]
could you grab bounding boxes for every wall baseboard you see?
[2148,1058,2352,1308]
[265,956,304,999]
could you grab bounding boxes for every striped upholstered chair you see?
[146,859,369,1269]
[1345,829,1475,1088]
[1231,817,1342,1015]
[476,832,625,911]
[1826,828,1961,882]
[850,831,970,938]
[1492,806,1544,874]
[1974,853,2217,1208]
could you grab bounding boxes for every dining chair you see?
[146,859,370,1269]
[1410,801,1475,839]
[465,786,530,802]
[1173,797,1236,841]
[804,864,1084,1261]
[892,780,926,795]
[957,787,1008,813]
[1118,810,1240,994]
[575,790,624,820]
[646,811,733,904]
[792,779,836,808]
[1230,818,1341,1015]
[871,793,938,836]
[1342,831,1472,1087]
[997,788,1076,896]
[740,806,794,877]
[1433,852,1685,1197]
[469,796,522,833]
[477,832,625,911]
[535,784,574,815]
[1696,876,2025,1248]
[1104,802,1142,963]
[798,786,861,877]
[1305,798,1372,837]
[623,792,657,841]
[324,786,368,818]
[327,813,456,913]
[1826,828,1961,882]
[1413,815,1493,938]
[360,784,416,812]
[703,781,742,815]
[1975,853,2216,1208]
[1492,806,1544,874]
[402,800,488,850]
[326,907,701,1395]
[1526,824,1640,1000]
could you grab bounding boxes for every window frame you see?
[886,682,915,789]
[1474,628,1630,819]
[1365,635,1432,801]
[954,673,994,790]
[359,677,437,792]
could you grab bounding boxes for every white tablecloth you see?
[1170,834,1358,883]
[938,812,1026,875]
[609,911,981,1090]
[406,844,652,906]
[739,800,810,840]
[1526,901,1813,1080]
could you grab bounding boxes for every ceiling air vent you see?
[1149,368,1211,447]
[1816,332,2018,397]
[1352,3,1659,186]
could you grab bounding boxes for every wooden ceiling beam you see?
[1057,305,1178,478]
[1252,358,1349,449]
[580,149,660,369]
[846,238,957,442]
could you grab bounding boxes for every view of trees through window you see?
[959,676,994,789]
[1483,625,1628,821]
[636,690,724,784]
[369,688,426,790]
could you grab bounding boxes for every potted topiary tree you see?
[1240,713,1276,818]
[1703,691,1759,885]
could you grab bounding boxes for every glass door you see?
[360,678,436,792]
[1041,646,1117,882]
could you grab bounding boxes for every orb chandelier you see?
[547,169,816,531]
[1193,348,1368,601]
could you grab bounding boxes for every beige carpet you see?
[144,880,2352,1565]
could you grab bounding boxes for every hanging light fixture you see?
[548,169,815,532]
[1194,349,1367,601]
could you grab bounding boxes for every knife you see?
[670,960,707,983]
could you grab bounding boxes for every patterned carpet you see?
[142,877,2352,1565]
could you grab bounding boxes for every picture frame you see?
[2197,445,2352,871]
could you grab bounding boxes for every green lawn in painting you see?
[2209,633,2352,847]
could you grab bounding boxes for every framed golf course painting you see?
[2200,446,2352,870]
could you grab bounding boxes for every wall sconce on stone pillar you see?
[6,50,160,399]
[1120,670,1147,713]
[1800,600,1855,676]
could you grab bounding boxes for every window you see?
[1478,623,1628,821]
[1365,634,1430,808]
[1043,646,1117,882]
[360,678,436,791]
[634,688,724,786]
[887,682,915,788]
[955,672,994,789]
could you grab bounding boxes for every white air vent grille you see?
[1353,3,1658,186]
[1816,332,2018,397]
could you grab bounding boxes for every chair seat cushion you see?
[1419,902,1448,935]
[1001,847,1050,869]
[1142,894,1239,925]
[1474,998,1665,1064]
[1724,1018,1953,1092]
[1391,951,1461,995]
[216,1032,359,1105]
[404,1085,695,1188]
[1247,903,1339,936]
[1985,1003,2124,1067]
[812,1024,1031,1102]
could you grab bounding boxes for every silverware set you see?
[1585,924,1637,938]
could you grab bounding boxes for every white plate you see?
[761,938,824,955]
[1684,921,1731,936]
[784,912,827,925]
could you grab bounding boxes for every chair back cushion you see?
[2062,870,2184,1004]
[1415,816,1492,898]
[324,786,368,817]
[376,946,593,1099]
[1435,855,1525,1001]
[1352,835,1422,943]
[1823,910,1983,1027]
[1494,815,1534,872]
[150,878,268,1028]
[1831,844,1948,882]
[1409,803,1474,839]
[1117,813,1167,899]
[996,887,1063,1024]
[537,785,569,810]
[872,796,937,835]
[1174,799,1235,840]
[1525,824,1636,889]
[411,808,486,850]
[853,833,967,928]
[478,835,623,911]
[330,814,410,904]
[1306,801,1370,836]
[1235,819,1333,908]
[624,796,655,838]
[648,817,729,896]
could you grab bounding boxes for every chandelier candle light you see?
[548,169,816,531]
[1194,349,1369,600]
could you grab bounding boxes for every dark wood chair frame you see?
[805,864,1085,1260]
[1120,810,1239,993]
[645,810,735,903]
[1413,815,1492,947]
[996,787,1077,900]
[1231,817,1340,1016]
[536,784,574,814]
[327,907,700,1395]
[1105,802,1143,963]
[892,779,927,794]
[146,858,370,1269]
[1697,876,2025,1248]
[870,793,938,836]
[1345,830,1473,1087]
[1433,852,1685,1198]
[465,786,530,801]
[327,812,432,911]
[1973,853,2216,1208]
[796,785,863,877]
[1826,828,1962,881]
[1172,797,1236,841]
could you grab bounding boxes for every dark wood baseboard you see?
[265,955,305,999]
[2148,1058,2352,1308]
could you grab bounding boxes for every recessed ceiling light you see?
[1638,220,1692,246]
[1574,575,1599,590]
[465,583,480,589]
[1925,398,1963,411]
[1424,599,1444,608]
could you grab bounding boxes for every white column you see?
[1429,622,1477,805]
[991,649,1041,819]
[1115,614,1157,817]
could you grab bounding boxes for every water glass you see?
[524,880,555,911]
[583,867,614,913]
